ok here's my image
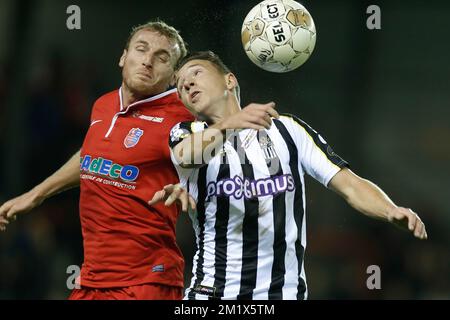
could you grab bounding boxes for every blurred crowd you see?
[0,55,96,299]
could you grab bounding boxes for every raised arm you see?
[328,167,427,240]
[0,150,81,230]
[171,102,278,168]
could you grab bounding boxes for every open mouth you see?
[190,91,200,102]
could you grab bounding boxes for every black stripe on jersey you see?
[211,151,230,300]
[188,166,208,300]
[237,137,260,300]
[261,131,288,300]
[281,113,349,168]
[274,119,307,300]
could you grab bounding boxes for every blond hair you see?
[125,20,187,64]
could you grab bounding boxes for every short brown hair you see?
[176,51,230,74]
[125,20,187,64]
[176,51,240,102]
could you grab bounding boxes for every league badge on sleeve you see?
[124,128,144,148]
[169,123,191,144]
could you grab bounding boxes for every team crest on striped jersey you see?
[259,135,278,160]
[124,128,144,148]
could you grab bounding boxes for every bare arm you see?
[172,122,228,169]
[0,150,81,230]
[328,167,427,239]
[172,102,279,168]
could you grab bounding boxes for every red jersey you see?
[79,88,194,288]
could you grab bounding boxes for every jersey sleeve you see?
[279,114,349,187]
[168,121,208,190]
[168,121,208,149]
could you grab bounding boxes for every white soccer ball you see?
[241,0,317,73]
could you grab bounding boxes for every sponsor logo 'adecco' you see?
[80,155,139,182]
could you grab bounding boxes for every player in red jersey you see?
[0,20,194,300]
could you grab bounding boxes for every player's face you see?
[176,60,229,117]
[119,29,180,97]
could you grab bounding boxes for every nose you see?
[183,78,194,92]
[142,53,153,68]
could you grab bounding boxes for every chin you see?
[193,99,210,114]
[130,81,155,95]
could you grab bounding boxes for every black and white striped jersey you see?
[169,114,349,300]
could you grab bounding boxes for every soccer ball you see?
[241,0,316,73]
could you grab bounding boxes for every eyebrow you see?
[134,40,149,46]
[176,64,203,88]
[185,64,201,70]
[133,42,171,57]
[155,49,171,57]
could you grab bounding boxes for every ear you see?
[169,71,177,87]
[119,49,127,68]
[225,73,238,91]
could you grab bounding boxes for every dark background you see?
[0,0,448,299]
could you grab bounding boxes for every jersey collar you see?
[119,87,178,112]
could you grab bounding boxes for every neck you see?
[121,84,144,108]
[208,92,241,124]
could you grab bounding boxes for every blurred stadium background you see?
[0,0,449,299]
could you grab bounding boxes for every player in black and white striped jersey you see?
[149,51,427,300]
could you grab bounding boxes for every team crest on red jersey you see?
[124,128,144,148]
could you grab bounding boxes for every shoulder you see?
[92,89,119,112]
[170,120,208,136]
[277,113,309,128]
[95,89,119,105]
[169,121,208,147]
[274,113,311,135]
[162,92,195,123]
[173,106,195,122]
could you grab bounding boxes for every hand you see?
[148,184,196,212]
[220,102,279,131]
[387,206,428,240]
[0,190,44,231]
